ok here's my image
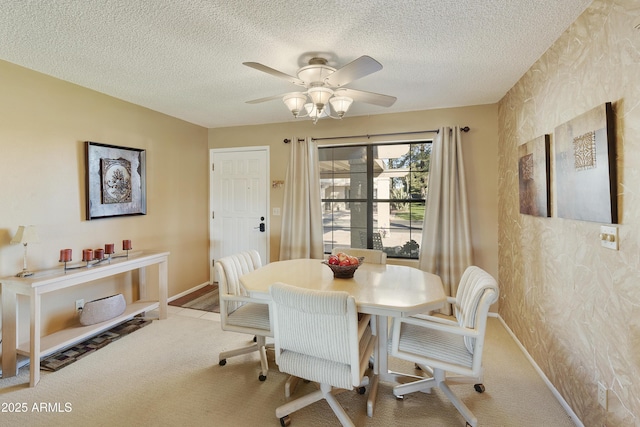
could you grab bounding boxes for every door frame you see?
[209,146,270,282]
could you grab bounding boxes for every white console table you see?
[1,250,169,387]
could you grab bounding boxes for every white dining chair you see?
[330,247,387,264]
[358,231,384,251]
[214,250,272,381]
[389,266,499,427]
[269,282,376,427]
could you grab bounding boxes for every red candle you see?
[82,249,93,262]
[59,249,72,262]
[104,243,115,254]
[123,239,132,250]
[94,248,104,260]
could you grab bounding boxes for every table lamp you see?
[10,225,39,277]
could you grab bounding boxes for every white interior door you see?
[210,147,269,282]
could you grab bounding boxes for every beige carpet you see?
[0,312,578,426]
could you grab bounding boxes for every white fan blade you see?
[335,88,396,107]
[245,93,293,104]
[324,56,383,87]
[243,62,305,86]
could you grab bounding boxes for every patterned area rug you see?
[40,318,152,371]
[169,284,219,313]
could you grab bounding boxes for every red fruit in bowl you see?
[348,256,359,265]
[339,259,350,266]
[328,255,339,265]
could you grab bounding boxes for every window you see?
[319,141,432,259]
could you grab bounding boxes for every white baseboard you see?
[168,282,211,303]
[492,313,583,426]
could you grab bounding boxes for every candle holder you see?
[111,240,132,259]
[123,240,132,258]
[59,249,85,272]
[59,240,133,272]
[82,249,94,268]
[89,248,109,267]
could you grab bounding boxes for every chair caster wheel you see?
[259,374,267,381]
[357,386,366,395]
[280,415,291,426]
[474,383,485,393]
[395,394,404,400]
[219,359,227,366]
[253,336,257,342]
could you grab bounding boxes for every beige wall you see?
[498,1,640,425]
[0,60,209,336]
[208,103,499,280]
[0,34,500,379]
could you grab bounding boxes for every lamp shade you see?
[329,96,354,118]
[11,225,39,244]
[282,92,308,117]
[304,103,329,120]
[307,87,334,113]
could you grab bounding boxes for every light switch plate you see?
[600,225,618,250]
[272,207,281,216]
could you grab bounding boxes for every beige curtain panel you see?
[419,126,472,315]
[279,137,324,260]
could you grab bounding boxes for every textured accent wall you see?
[498,1,640,425]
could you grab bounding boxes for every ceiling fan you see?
[243,55,397,123]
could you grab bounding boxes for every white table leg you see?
[30,291,41,387]
[158,259,168,320]
[377,315,424,385]
[1,287,18,378]
[139,266,147,300]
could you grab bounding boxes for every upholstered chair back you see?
[330,247,387,264]
[215,250,262,313]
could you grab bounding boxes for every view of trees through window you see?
[319,141,432,259]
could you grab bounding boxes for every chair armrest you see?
[410,313,458,326]
[395,315,480,339]
[220,294,271,306]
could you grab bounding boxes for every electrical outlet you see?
[75,299,84,312]
[598,382,608,410]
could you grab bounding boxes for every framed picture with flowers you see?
[86,141,147,220]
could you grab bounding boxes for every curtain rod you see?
[283,126,469,143]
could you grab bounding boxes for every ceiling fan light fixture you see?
[244,55,394,123]
[307,87,333,114]
[329,96,353,118]
[304,102,329,124]
[282,92,308,117]
[297,60,335,85]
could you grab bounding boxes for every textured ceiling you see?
[0,0,592,128]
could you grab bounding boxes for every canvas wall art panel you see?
[554,102,616,223]
[518,134,550,217]
[86,141,147,220]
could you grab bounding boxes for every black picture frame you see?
[554,102,617,223]
[518,134,551,217]
[85,141,147,220]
